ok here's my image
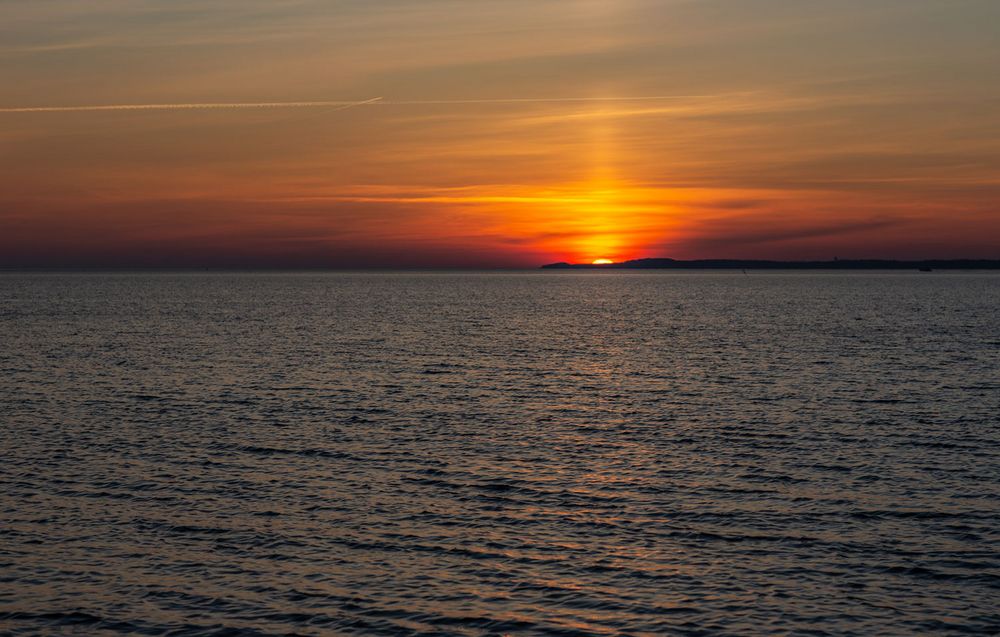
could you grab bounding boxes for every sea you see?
[1,271,998,635]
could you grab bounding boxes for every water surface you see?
[1,272,998,635]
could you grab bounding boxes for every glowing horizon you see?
[1,0,998,267]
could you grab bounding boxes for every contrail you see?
[0,98,383,114]
[309,96,384,113]
[379,95,721,105]
[0,95,723,114]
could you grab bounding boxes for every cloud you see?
[0,95,727,114]
[0,97,384,113]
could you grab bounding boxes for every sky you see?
[1,0,999,267]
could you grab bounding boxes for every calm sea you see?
[1,271,998,635]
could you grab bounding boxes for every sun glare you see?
[592,258,614,265]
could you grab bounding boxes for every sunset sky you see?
[2,0,998,267]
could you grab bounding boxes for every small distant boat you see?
[919,267,933,272]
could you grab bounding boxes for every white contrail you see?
[0,97,384,113]
[0,94,723,114]
[379,95,721,105]
[308,96,384,113]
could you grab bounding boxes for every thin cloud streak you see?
[0,97,384,114]
[378,95,737,105]
[0,94,736,114]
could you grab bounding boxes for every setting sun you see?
[592,259,614,265]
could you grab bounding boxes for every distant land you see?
[542,258,1000,270]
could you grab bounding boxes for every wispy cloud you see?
[0,95,730,114]
[0,97,384,113]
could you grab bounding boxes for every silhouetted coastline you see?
[542,258,1000,270]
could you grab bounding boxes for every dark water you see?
[1,272,999,636]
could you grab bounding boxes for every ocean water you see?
[1,271,998,636]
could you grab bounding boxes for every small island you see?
[542,258,1000,270]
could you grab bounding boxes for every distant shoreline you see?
[2,260,1000,272]
[542,258,1000,270]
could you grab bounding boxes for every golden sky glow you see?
[1,1,999,267]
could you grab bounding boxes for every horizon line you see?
[3,256,1000,274]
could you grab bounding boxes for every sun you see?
[592,258,615,265]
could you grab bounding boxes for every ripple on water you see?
[1,272,999,635]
